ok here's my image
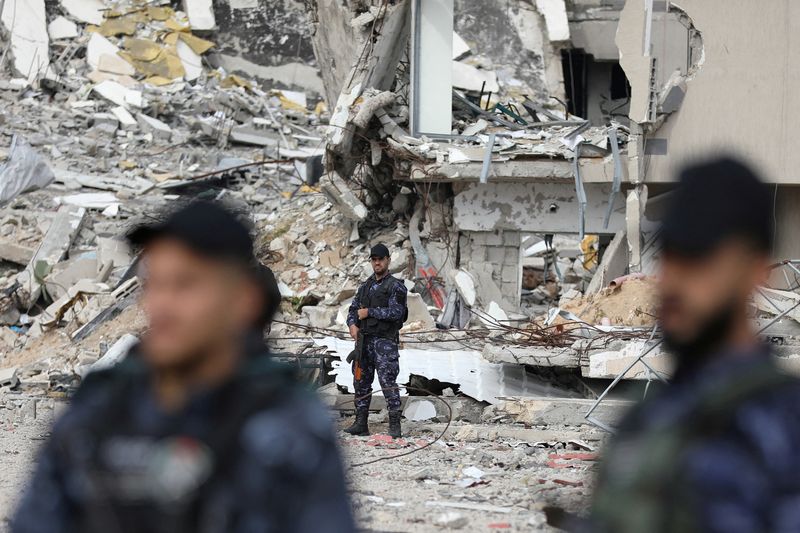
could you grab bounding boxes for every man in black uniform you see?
[586,158,800,532]
[12,201,355,533]
[344,243,408,438]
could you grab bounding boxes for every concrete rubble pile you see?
[0,0,331,404]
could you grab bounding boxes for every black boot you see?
[344,409,370,436]
[388,411,402,438]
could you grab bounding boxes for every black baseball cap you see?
[660,156,773,257]
[127,200,255,265]
[369,243,390,258]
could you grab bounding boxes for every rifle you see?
[346,331,365,380]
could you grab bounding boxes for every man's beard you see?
[661,300,737,374]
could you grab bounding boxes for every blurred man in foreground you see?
[12,201,355,533]
[589,158,800,532]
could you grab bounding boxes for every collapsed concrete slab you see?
[48,16,78,41]
[17,205,86,309]
[184,0,216,30]
[1,0,49,83]
[319,336,576,404]
[319,171,368,222]
[61,0,104,25]
[583,339,672,380]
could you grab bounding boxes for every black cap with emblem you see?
[369,243,390,259]
[660,157,773,257]
[127,200,255,266]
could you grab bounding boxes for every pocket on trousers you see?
[375,339,399,360]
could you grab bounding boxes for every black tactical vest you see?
[62,353,296,533]
[357,275,407,341]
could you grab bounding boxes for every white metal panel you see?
[411,0,453,136]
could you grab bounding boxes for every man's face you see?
[659,240,769,355]
[371,255,390,276]
[139,239,259,370]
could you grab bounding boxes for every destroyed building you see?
[0,0,799,530]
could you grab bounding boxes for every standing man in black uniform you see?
[344,243,408,438]
[12,201,355,533]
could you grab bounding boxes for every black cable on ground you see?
[335,385,453,468]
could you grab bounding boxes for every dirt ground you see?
[337,417,599,532]
[0,402,56,532]
[0,400,600,533]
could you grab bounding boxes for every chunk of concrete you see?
[176,39,203,81]
[88,334,138,374]
[61,0,104,25]
[98,53,135,76]
[91,112,119,129]
[390,248,410,272]
[404,398,437,421]
[434,512,468,529]
[482,301,508,327]
[404,292,435,330]
[136,113,172,140]
[535,0,570,42]
[452,61,499,93]
[1,0,49,83]
[0,241,35,265]
[0,366,19,388]
[319,171,367,221]
[183,0,215,30]
[87,33,121,71]
[48,16,78,40]
[110,105,137,129]
[453,270,476,306]
[301,305,336,329]
[16,205,85,308]
[92,79,132,108]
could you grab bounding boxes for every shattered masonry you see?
[0,0,799,530]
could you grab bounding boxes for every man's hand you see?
[349,324,359,340]
[357,308,369,320]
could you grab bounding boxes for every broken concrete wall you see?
[452,181,626,234]
[2,0,50,83]
[214,0,324,95]
[459,230,522,305]
[454,0,565,101]
[305,0,367,107]
[618,0,800,186]
[567,0,622,61]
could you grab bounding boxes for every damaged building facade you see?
[0,0,799,529]
[304,0,800,381]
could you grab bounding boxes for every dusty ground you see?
[0,400,56,532]
[560,277,658,327]
[337,417,600,532]
[0,399,600,533]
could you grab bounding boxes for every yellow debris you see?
[120,48,185,79]
[177,33,215,55]
[276,91,307,112]
[146,6,173,21]
[123,39,161,62]
[298,185,320,194]
[118,160,137,170]
[143,75,175,86]
[163,32,180,46]
[165,18,190,32]
[314,101,328,116]
[221,74,252,90]
[581,235,599,270]
[98,15,139,37]
[147,170,176,183]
